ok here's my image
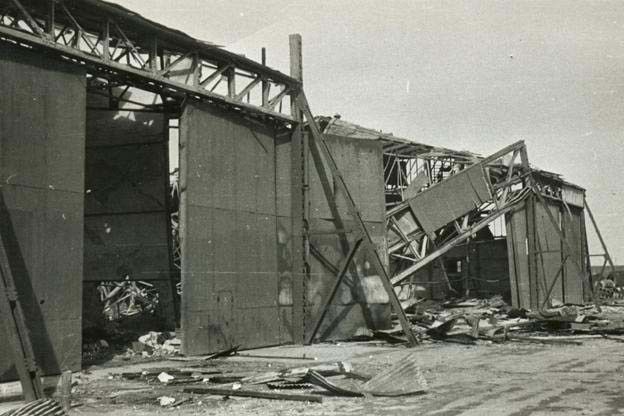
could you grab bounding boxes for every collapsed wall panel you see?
[180,102,291,354]
[306,135,390,341]
[83,108,175,327]
[407,166,491,236]
[0,46,85,381]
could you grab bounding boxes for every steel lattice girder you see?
[0,0,300,123]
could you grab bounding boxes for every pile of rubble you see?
[97,279,160,321]
[384,295,624,346]
[83,331,181,362]
[124,331,181,358]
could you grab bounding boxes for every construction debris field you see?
[3,339,620,416]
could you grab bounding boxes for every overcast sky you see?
[112,0,624,263]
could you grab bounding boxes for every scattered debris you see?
[306,371,364,397]
[235,353,318,361]
[183,386,323,403]
[157,372,174,384]
[382,295,624,346]
[157,396,176,407]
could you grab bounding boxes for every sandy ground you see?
[2,339,624,416]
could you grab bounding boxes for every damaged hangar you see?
[0,0,403,388]
[0,0,615,400]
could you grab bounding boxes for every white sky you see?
[112,0,624,263]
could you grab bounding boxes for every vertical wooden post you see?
[46,0,55,38]
[261,48,269,107]
[289,34,302,111]
[102,20,110,62]
[289,33,306,344]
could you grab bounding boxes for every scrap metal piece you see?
[362,353,428,396]
[182,386,322,403]
[0,399,65,416]
[306,371,364,397]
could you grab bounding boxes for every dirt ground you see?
[2,338,624,416]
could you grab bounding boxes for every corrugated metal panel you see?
[408,166,491,236]
[180,103,285,355]
[0,46,85,381]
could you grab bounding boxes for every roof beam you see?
[0,23,296,122]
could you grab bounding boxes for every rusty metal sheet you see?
[0,45,85,381]
[408,166,491,236]
[180,102,285,355]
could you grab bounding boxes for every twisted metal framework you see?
[0,0,299,122]
[387,141,532,286]
[383,144,478,209]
